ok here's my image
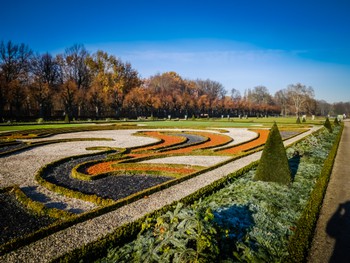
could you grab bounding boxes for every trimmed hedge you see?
[286,124,343,262]
[254,122,292,185]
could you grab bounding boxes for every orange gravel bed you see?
[132,131,186,152]
[165,131,232,154]
[86,162,199,176]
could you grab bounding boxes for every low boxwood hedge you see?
[286,123,343,262]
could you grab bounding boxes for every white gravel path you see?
[0,125,321,263]
[141,155,232,167]
[211,128,258,150]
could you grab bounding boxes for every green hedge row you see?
[286,124,344,262]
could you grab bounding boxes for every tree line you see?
[0,40,349,122]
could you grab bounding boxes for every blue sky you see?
[1,0,350,102]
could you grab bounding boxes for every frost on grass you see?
[98,127,339,262]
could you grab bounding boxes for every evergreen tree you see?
[296,116,301,124]
[64,114,70,123]
[254,122,291,185]
[324,117,333,133]
[334,117,340,126]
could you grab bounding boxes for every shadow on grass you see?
[213,204,254,261]
[289,151,301,180]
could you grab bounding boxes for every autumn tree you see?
[0,41,32,120]
[86,50,141,118]
[195,79,226,116]
[59,80,78,120]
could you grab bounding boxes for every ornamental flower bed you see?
[132,131,187,152]
[165,131,232,154]
[98,126,341,262]
[86,162,202,178]
[218,129,270,154]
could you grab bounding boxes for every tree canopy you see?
[0,40,348,122]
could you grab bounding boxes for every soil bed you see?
[0,142,27,154]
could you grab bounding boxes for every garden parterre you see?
[0,125,313,260]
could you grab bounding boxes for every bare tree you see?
[286,83,314,116]
[274,89,289,116]
[316,100,331,116]
[30,53,60,117]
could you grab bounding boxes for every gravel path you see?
[141,155,232,166]
[308,120,350,263]
[211,128,258,150]
[0,126,321,263]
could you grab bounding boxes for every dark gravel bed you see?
[0,142,28,154]
[41,154,172,201]
[0,192,56,246]
[160,133,207,151]
[280,130,301,140]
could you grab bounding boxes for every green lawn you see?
[0,123,94,132]
[0,116,326,132]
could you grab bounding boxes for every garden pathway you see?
[0,125,321,263]
[308,120,350,263]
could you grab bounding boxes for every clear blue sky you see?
[1,0,350,103]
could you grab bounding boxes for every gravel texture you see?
[0,126,321,263]
[141,155,232,166]
[211,128,258,150]
[0,192,56,245]
[0,142,27,154]
[42,154,172,200]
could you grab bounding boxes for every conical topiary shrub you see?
[64,114,70,123]
[254,122,292,185]
[296,116,301,124]
[324,117,333,133]
[334,117,340,126]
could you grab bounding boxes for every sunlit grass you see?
[0,116,326,132]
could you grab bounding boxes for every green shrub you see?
[324,117,333,133]
[296,116,301,124]
[64,114,70,123]
[254,122,291,185]
[36,118,44,124]
[334,117,340,126]
[286,124,343,262]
